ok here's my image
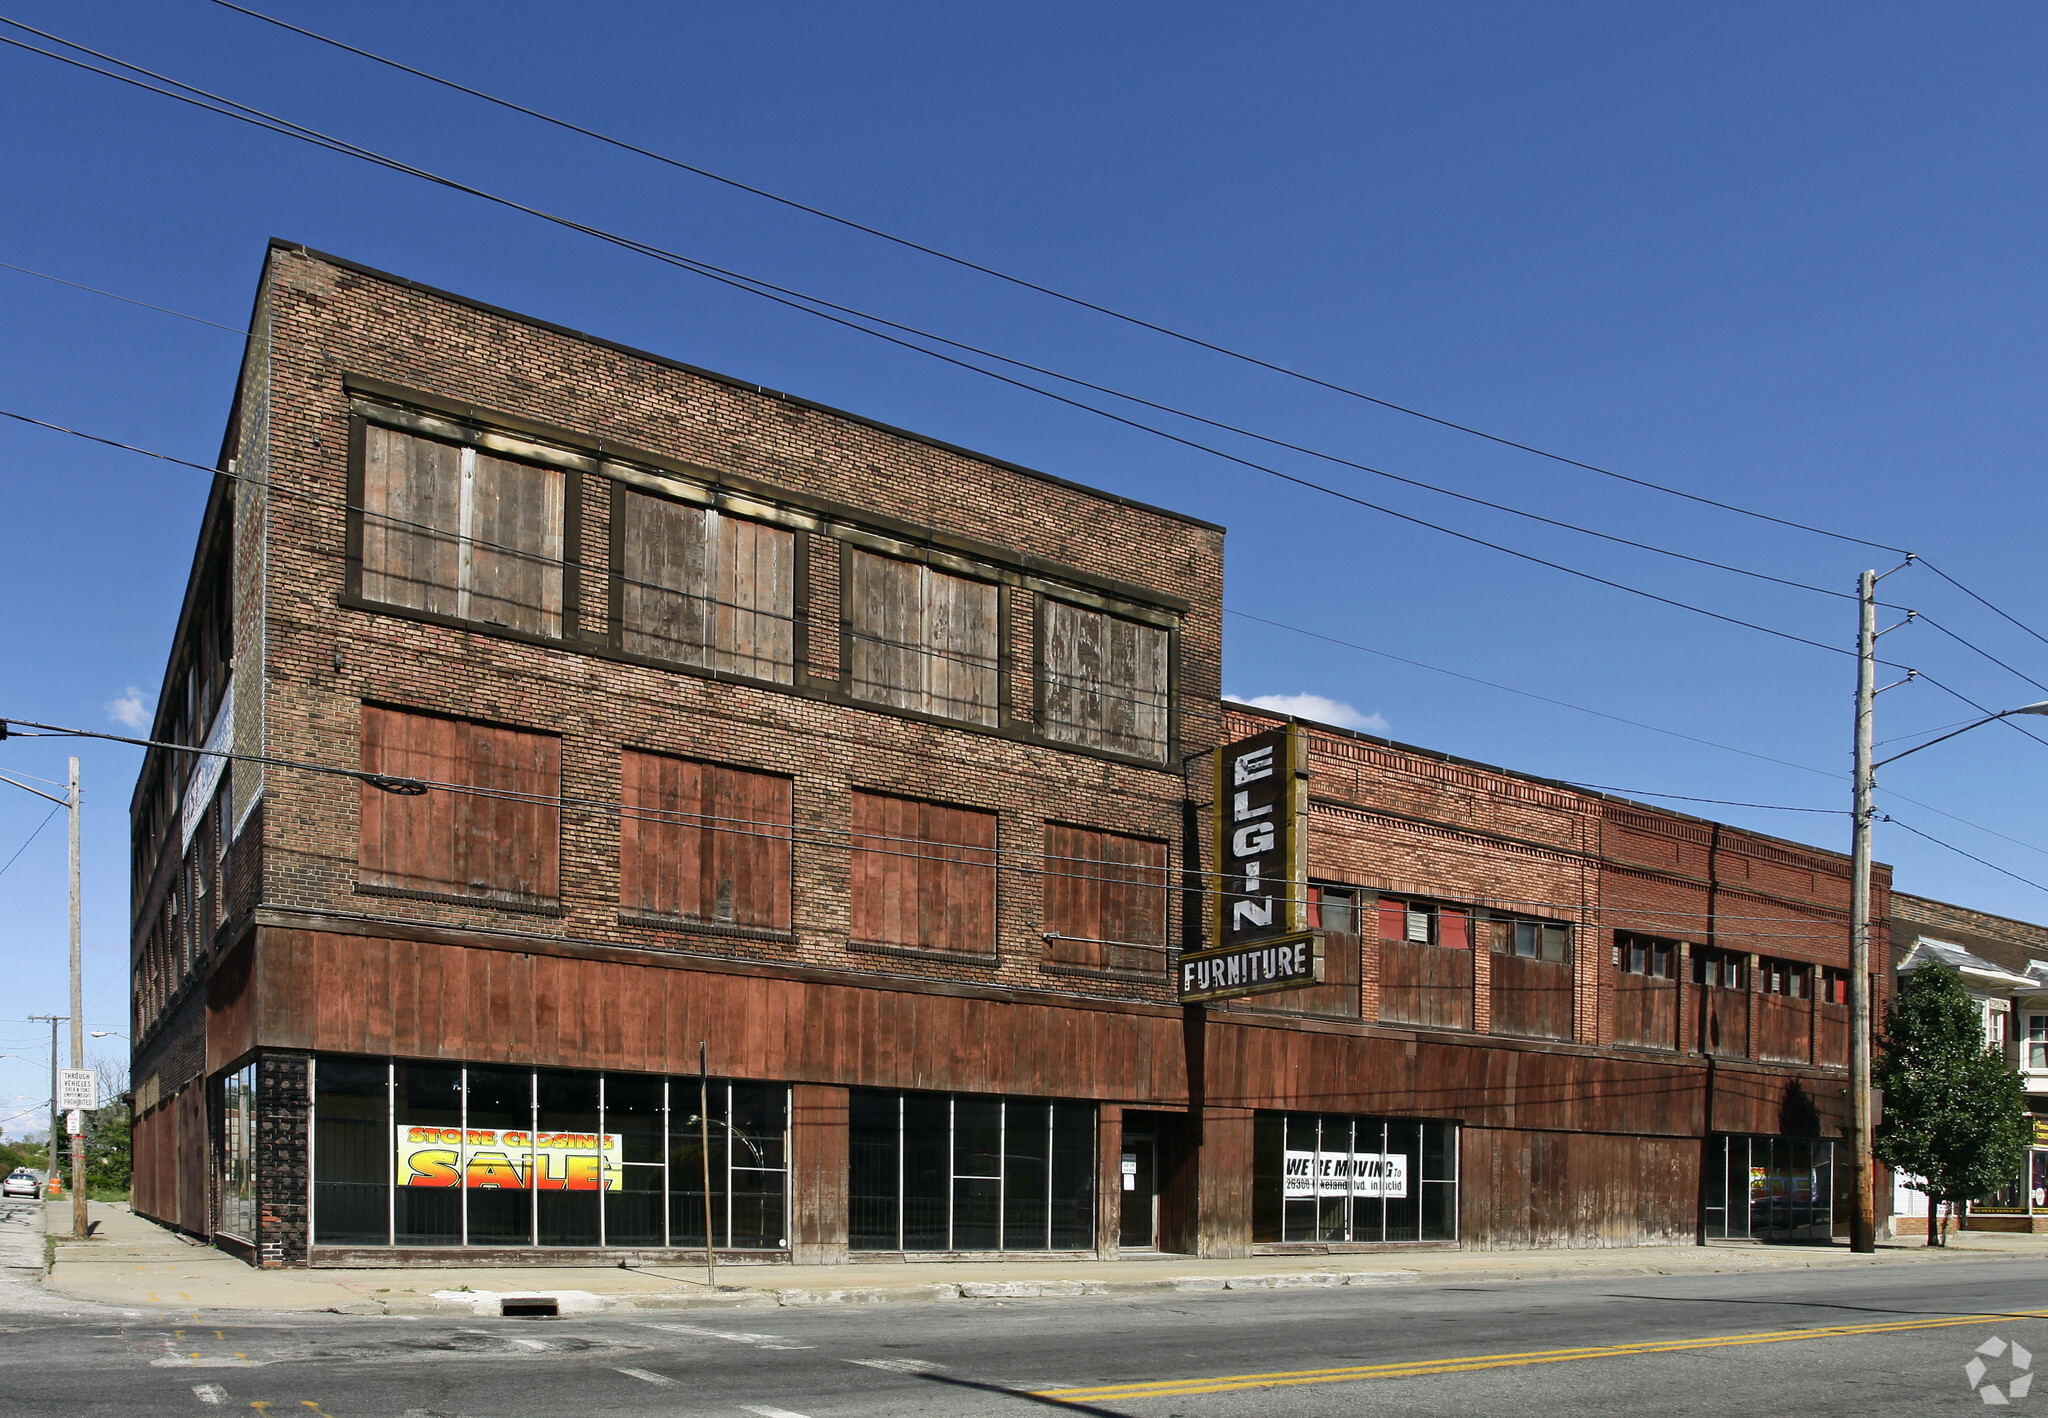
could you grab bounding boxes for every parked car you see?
[2,1170,41,1199]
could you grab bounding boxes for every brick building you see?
[127,242,1884,1266]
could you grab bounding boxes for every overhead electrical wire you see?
[0,21,1898,663]
[206,0,1914,560]
[2,23,2040,893]
[0,713,1864,933]
[1880,815,2048,898]
[0,804,60,883]
[0,257,246,333]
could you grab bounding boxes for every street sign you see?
[65,1109,82,1136]
[1177,930,1324,1003]
[58,1069,98,1111]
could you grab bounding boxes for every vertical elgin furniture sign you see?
[1181,724,1322,1003]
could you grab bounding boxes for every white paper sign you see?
[1283,1149,1408,1200]
[58,1069,98,1111]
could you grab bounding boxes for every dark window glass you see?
[465,1067,534,1247]
[1050,1102,1096,1250]
[393,1062,462,1246]
[849,1091,899,1251]
[1003,1101,1051,1251]
[952,1097,1003,1251]
[902,1094,951,1251]
[1250,1111,1456,1246]
[536,1070,600,1247]
[1252,1114,1284,1244]
[314,1058,388,1246]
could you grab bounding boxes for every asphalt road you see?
[5,1255,2048,1416]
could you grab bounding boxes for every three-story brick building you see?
[127,242,1884,1266]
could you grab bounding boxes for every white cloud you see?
[105,686,149,730]
[1226,692,1388,736]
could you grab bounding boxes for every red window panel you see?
[619,751,792,930]
[1439,907,1471,949]
[1378,897,1408,942]
[850,791,997,954]
[359,704,560,904]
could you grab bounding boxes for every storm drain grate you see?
[500,1298,559,1318]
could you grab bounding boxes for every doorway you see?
[1119,1132,1158,1248]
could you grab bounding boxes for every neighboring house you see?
[1889,893,2048,1234]
[127,241,1882,1268]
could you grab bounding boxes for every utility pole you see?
[1847,571,1878,1254]
[67,756,86,1241]
[29,1015,59,1190]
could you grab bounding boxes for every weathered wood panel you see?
[619,751,792,929]
[1614,975,1679,1050]
[1246,886,1360,1020]
[789,1083,850,1264]
[1461,1128,1698,1249]
[255,928,1188,1103]
[360,423,463,617]
[1710,1067,1845,1137]
[359,706,560,904]
[845,550,997,724]
[1042,824,1168,971]
[1489,954,1573,1042]
[176,1080,208,1238]
[1815,1002,1850,1067]
[849,792,996,954]
[1755,995,1812,1064]
[466,449,564,636]
[205,934,256,1075]
[1378,942,1473,1030]
[1205,1017,1707,1138]
[1040,598,1170,760]
[619,493,794,680]
[1695,984,1749,1058]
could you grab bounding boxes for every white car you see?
[1,1170,40,1199]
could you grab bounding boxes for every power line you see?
[206,0,1911,559]
[0,804,60,883]
[0,258,245,333]
[1918,559,2048,658]
[1563,785,1844,814]
[0,23,1885,664]
[1881,815,2048,898]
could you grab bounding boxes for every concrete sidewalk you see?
[33,1201,2048,1317]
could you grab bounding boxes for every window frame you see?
[1033,591,1177,763]
[344,412,583,644]
[1617,932,1678,980]
[840,544,1005,728]
[341,384,1188,770]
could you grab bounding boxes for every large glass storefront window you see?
[312,1057,788,1250]
[1703,1134,1834,1242]
[1251,1112,1458,1244]
[217,1062,258,1241]
[849,1090,1095,1252]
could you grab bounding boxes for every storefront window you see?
[849,1090,1095,1252]
[1703,1134,1833,1241]
[217,1062,258,1241]
[312,1057,788,1250]
[1251,1112,1457,1244]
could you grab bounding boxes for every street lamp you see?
[1845,562,2048,1255]
[88,1031,125,1040]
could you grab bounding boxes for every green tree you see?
[1875,965,2034,1245]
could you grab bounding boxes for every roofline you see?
[1222,699,1880,873]
[265,240,1226,535]
[1892,891,2048,941]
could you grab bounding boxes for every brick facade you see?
[128,242,1885,1261]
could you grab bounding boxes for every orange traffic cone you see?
[44,1172,61,1199]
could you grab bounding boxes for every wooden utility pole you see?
[1847,573,1877,1253]
[67,757,86,1241]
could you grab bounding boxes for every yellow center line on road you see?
[1035,1307,2048,1403]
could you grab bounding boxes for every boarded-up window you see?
[1042,824,1167,972]
[358,705,560,905]
[360,424,565,637]
[849,791,996,954]
[619,751,792,931]
[617,491,795,682]
[1039,598,1169,760]
[845,550,998,725]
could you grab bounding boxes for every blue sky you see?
[1,2,2045,1136]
